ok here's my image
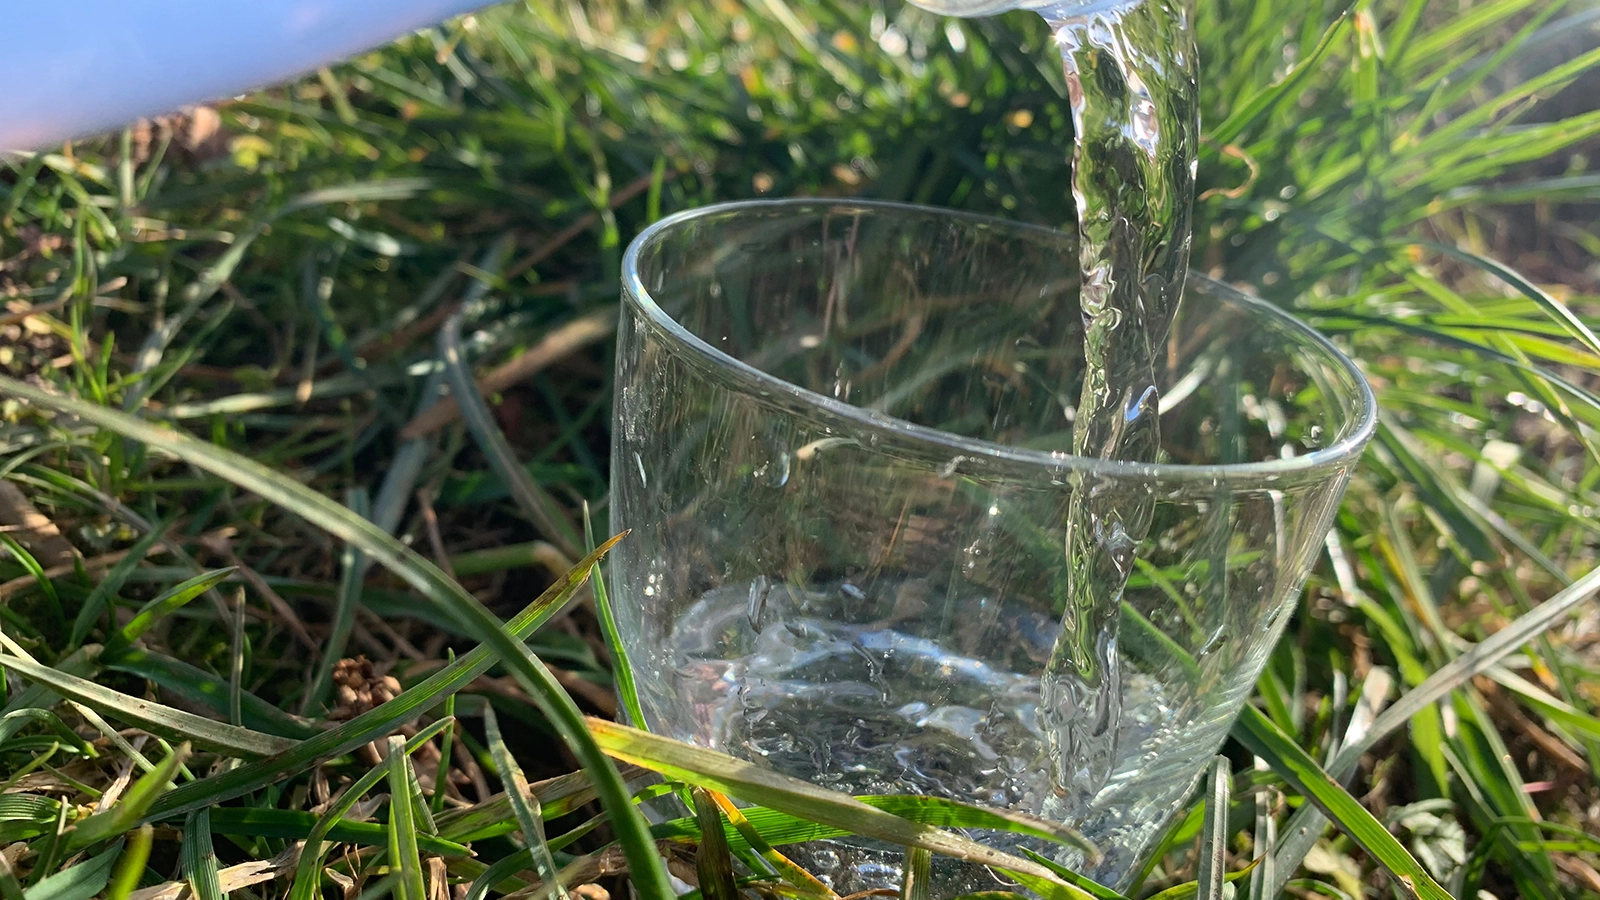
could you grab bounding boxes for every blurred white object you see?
[0,0,491,151]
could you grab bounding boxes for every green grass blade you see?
[705,791,835,899]
[181,808,223,900]
[386,736,428,900]
[1329,562,1600,781]
[868,797,1092,853]
[440,303,582,559]
[69,744,187,850]
[1013,848,1128,900]
[1408,241,1600,360]
[1402,0,1550,67]
[402,741,438,837]
[0,710,96,757]
[899,847,932,900]
[693,788,738,900]
[155,371,409,420]
[0,535,61,629]
[104,567,236,654]
[465,849,537,900]
[430,678,456,816]
[1232,706,1450,900]
[1446,173,1600,207]
[1451,695,1557,892]
[100,646,319,740]
[1246,756,1276,900]
[586,718,1102,899]
[1266,669,1393,897]
[289,718,456,900]
[68,522,170,647]
[144,536,618,820]
[1484,666,1600,741]
[26,799,70,889]
[1142,861,1259,900]
[226,587,244,727]
[1206,7,1354,147]
[545,808,613,854]
[0,644,93,727]
[2,155,48,222]
[65,702,159,775]
[435,766,646,843]
[585,507,645,729]
[482,702,568,900]
[22,840,124,900]
[1195,758,1230,900]
[449,541,569,578]
[1321,314,1600,417]
[209,807,469,856]
[0,792,64,818]
[0,650,295,759]
[103,826,151,900]
[655,792,1095,857]
[373,367,448,537]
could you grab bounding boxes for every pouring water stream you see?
[911,0,1200,819]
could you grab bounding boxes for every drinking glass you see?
[610,200,1376,891]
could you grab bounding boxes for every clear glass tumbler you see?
[610,200,1376,891]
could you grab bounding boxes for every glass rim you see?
[622,198,1378,484]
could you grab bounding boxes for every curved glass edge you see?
[620,198,1378,486]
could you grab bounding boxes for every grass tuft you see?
[0,0,1596,898]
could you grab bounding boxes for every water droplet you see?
[963,538,987,572]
